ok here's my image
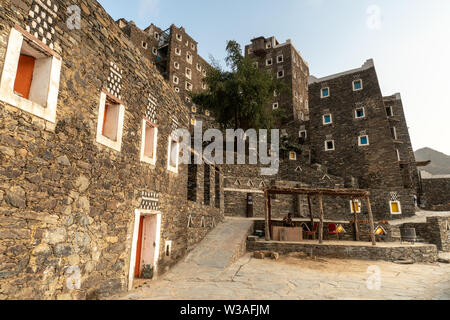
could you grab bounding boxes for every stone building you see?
[0,0,223,300]
[307,59,417,219]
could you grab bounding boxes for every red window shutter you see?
[14,55,36,99]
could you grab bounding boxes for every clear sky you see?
[98,0,450,155]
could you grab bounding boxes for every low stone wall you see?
[421,178,450,211]
[247,241,438,263]
[399,217,450,252]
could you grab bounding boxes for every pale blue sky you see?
[99,0,450,155]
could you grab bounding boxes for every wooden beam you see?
[266,187,369,197]
[366,196,377,246]
[352,198,360,241]
[264,191,270,241]
[268,194,272,241]
[318,193,324,244]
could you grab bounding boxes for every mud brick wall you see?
[0,0,223,300]
[420,178,450,211]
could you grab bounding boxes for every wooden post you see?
[352,198,360,241]
[268,194,272,240]
[264,191,270,241]
[307,195,314,228]
[366,195,377,246]
[318,193,324,244]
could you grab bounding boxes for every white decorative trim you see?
[320,87,330,99]
[353,79,363,91]
[140,119,158,166]
[323,113,333,125]
[355,107,366,119]
[224,188,264,194]
[95,92,125,152]
[325,140,335,151]
[0,28,61,123]
[358,135,370,147]
[289,152,297,161]
[350,200,362,213]
[167,137,180,174]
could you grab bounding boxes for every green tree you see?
[191,40,289,131]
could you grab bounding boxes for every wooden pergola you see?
[264,187,377,246]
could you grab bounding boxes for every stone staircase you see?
[163,217,254,281]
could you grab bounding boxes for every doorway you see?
[128,210,161,290]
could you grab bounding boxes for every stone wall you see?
[247,240,438,263]
[420,178,450,211]
[399,217,450,252]
[0,0,223,300]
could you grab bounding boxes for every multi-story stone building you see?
[116,19,212,129]
[308,59,417,219]
[0,0,223,300]
[244,36,310,126]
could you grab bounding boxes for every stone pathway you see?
[390,210,450,225]
[112,253,450,300]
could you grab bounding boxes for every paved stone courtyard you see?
[112,253,450,300]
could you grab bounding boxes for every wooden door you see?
[134,216,144,278]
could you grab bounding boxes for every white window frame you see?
[355,107,365,119]
[174,61,180,69]
[202,83,207,90]
[396,149,401,161]
[196,63,201,72]
[154,32,160,40]
[186,52,193,64]
[202,69,207,76]
[140,119,158,166]
[266,42,272,49]
[266,58,273,66]
[277,70,284,79]
[358,135,370,147]
[325,140,335,151]
[277,54,284,63]
[95,91,125,152]
[0,27,62,123]
[190,118,196,126]
[386,106,394,117]
[390,201,402,215]
[173,75,179,84]
[321,87,330,99]
[185,67,192,80]
[175,48,181,56]
[272,102,279,110]
[152,47,157,55]
[142,41,148,49]
[289,152,297,161]
[191,43,195,50]
[176,34,182,41]
[391,127,398,140]
[350,200,362,213]
[299,130,307,139]
[323,114,333,125]
[191,106,197,113]
[353,79,363,91]
[205,110,210,116]
[167,136,180,174]
[185,82,193,91]
[174,87,180,93]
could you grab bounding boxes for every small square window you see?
[191,43,195,50]
[152,47,157,55]
[176,34,182,41]
[323,114,333,125]
[277,70,284,78]
[142,41,148,49]
[174,87,180,93]
[96,92,125,152]
[191,106,197,113]
[299,130,307,140]
[325,140,335,151]
[386,106,394,117]
[277,55,283,63]
[186,68,192,79]
[202,83,207,90]
[175,48,181,56]
[202,69,207,76]
[350,200,362,213]
[266,58,273,66]
[174,62,179,69]
[266,42,272,49]
[186,82,193,91]
[167,137,180,173]
[140,119,158,165]
[273,102,279,110]
[289,152,297,161]
[205,110,210,116]
[173,75,179,84]
[359,135,369,146]
[154,32,159,40]
[196,63,201,71]
[186,53,192,64]
[355,107,365,118]
[191,118,196,126]
[353,79,363,91]
[390,201,402,214]
[321,87,330,98]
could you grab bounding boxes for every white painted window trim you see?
[176,34,182,41]
[174,87,180,93]
[0,28,62,123]
[173,75,179,84]
[205,110,210,116]
[325,140,335,151]
[174,62,179,69]
[390,201,402,215]
[353,79,363,91]
[175,48,181,56]
[299,130,307,139]
[140,119,158,166]
[289,152,297,161]
[323,114,333,125]
[277,54,284,63]
[185,81,193,91]
[95,92,125,152]
[392,127,398,140]
[386,106,394,117]
[277,70,285,79]
[186,52,193,64]
[358,135,370,147]
[142,41,148,49]
[266,58,273,66]
[167,136,180,174]
[355,107,366,119]
[185,67,192,80]
[321,87,330,99]
[196,63,201,71]
[272,102,279,110]
[191,106,197,113]
[350,200,362,213]
[128,210,162,290]
[154,32,159,40]
[396,149,401,161]
[152,47,157,55]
